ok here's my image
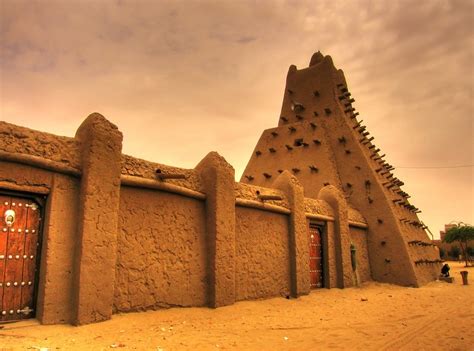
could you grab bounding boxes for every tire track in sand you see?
[377,305,457,351]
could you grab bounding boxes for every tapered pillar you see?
[318,185,353,288]
[73,113,123,325]
[273,171,310,297]
[195,152,236,307]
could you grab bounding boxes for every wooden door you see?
[309,222,323,288]
[0,194,41,322]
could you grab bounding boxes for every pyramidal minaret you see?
[241,52,439,286]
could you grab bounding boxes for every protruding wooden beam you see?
[292,168,300,174]
[245,175,254,181]
[353,120,364,129]
[256,191,283,201]
[156,169,187,180]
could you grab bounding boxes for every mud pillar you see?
[195,152,236,307]
[72,113,123,325]
[273,171,310,297]
[318,185,353,288]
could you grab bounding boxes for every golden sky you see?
[1,0,473,238]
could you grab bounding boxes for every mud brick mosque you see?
[0,52,440,325]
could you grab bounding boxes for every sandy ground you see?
[0,261,473,351]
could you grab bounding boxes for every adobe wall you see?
[349,226,371,283]
[36,173,79,324]
[1,114,370,327]
[0,122,81,171]
[114,187,208,311]
[324,221,338,288]
[235,207,291,300]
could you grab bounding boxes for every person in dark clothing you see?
[441,263,450,277]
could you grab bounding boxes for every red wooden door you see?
[309,223,323,288]
[0,194,41,322]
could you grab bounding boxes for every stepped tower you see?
[241,52,440,286]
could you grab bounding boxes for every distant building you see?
[439,224,457,241]
[432,224,473,260]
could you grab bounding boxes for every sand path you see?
[0,262,472,350]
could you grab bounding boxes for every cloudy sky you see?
[1,0,473,238]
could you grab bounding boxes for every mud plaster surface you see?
[304,198,334,216]
[234,182,289,207]
[235,207,291,300]
[324,221,338,288]
[37,174,79,324]
[121,154,202,192]
[0,162,53,191]
[0,122,80,168]
[348,206,367,223]
[72,113,123,324]
[115,187,207,311]
[349,227,371,282]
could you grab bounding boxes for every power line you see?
[395,164,473,169]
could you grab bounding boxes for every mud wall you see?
[324,221,338,288]
[349,226,371,283]
[235,207,291,300]
[114,187,208,311]
[0,122,81,171]
[1,115,369,327]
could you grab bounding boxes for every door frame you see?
[0,189,46,323]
